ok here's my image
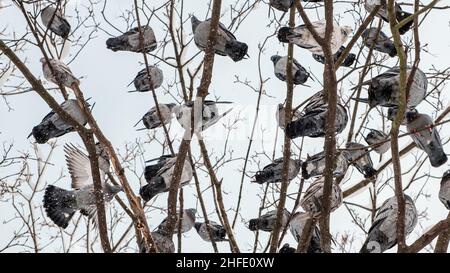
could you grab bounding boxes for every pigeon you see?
[194,221,228,242]
[352,67,427,109]
[41,58,79,88]
[140,231,175,253]
[191,15,248,62]
[363,129,390,154]
[360,194,418,253]
[135,103,176,130]
[289,212,322,253]
[279,243,296,253]
[248,209,290,232]
[139,155,193,202]
[43,144,122,229]
[106,26,157,53]
[40,5,71,39]
[30,99,88,144]
[278,20,353,55]
[439,170,450,210]
[312,46,356,67]
[143,155,174,183]
[270,55,310,85]
[285,101,348,139]
[301,150,348,179]
[364,0,413,35]
[387,107,417,125]
[157,208,197,234]
[172,100,233,132]
[406,111,447,167]
[130,66,164,92]
[253,157,302,184]
[342,142,377,178]
[268,0,293,12]
[300,177,343,217]
[361,28,397,57]
[276,103,301,130]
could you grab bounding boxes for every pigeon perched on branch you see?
[361,28,397,57]
[248,209,290,232]
[106,26,157,53]
[271,55,310,85]
[253,157,301,184]
[41,5,71,39]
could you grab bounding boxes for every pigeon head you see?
[106,183,123,196]
[166,103,177,110]
[191,15,201,32]
[39,57,47,63]
[405,110,420,123]
[341,26,353,38]
[271,55,282,64]
[442,170,450,183]
[185,208,197,221]
[279,243,295,253]
[277,27,292,43]
[194,222,202,231]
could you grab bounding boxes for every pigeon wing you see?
[65,144,105,189]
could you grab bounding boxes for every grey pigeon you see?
[191,16,248,62]
[342,142,377,178]
[279,243,296,253]
[289,212,322,253]
[312,46,356,67]
[361,28,396,57]
[387,107,417,125]
[140,231,175,253]
[172,100,233,132]
[157,208,197,234]
[41,6,71,39]
[300,177,343,217]
[253,157,301,184]
[130,66,164,92]
[106,26,157,53]
[439,170,450,210]
[135,103,175,130]
[364,0,413,35]
[406,111,447,167]
[195,221,228,242]
[276,103,301,130]
[352,67,427,109]
[360,194,417,253]
[248,209,290,232]
[271,55,310,85]
[363,129,390,154]
[278,20,352,55]
[30,99,88,144]
[139,155,193,202]
[301,150,348,179]
[41,58,79,88]
[269,0,293,12]
[43,144,122,229]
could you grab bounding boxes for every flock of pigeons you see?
[28,1,450,253]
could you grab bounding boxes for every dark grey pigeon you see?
[135,103,175,130]
[43,144,122,229]
[253,157,301,184]
[157,208,197,234]
[364,0,413,35]
[439,170,450,210]
[139,155,192,202]
[300,177,343,217]
[279,243,296,253]
[289,212,322,253]
[191,16,248,62]
[360,194,417,253]
[30,99,88,144]
[276,103,301,130]
[363,129,390,154]
[352,67,427,109]
[406,111,447,167]
[269,0,293,12]
[301,150,348,179]
[248,209,290,232]
[106,26,157,53]
[130,66,163,92]
[271,55,310,85]
[342,142,377,178]
[195,221,228,242]
[140,231,175,253]
[361,28,396,57]
[41,6,71,39]
[312,46,356,67]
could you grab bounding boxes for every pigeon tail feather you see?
[43,185,76,229]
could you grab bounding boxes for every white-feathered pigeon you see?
[248,209,290,232]
[300,177,343,217]
[41,5,71,39]
[439,170,450,210]
[361,28,397,57]
[342,142,377,178]
[363,128,390,154]
[312,46,356,67]
[271,55,310,85]
[276,103,301,130]
[41,58,79,88]
[106,26,157,53]
[195,221,228,242]
[364,0,413,35]
[157,208,197,234]
[253,157,301,184]
[301,150,348,179]
[130,66,163,92]
[289,212,322,253]
[136,103,175,130]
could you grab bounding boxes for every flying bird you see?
[278,20,353,55]
[361,28,397,57]
[271,55,310,85]
[43,143,122,229]
[30,99,88,144]
[106,26,157,53]
[41,58,79,88]
[406,111,447,167]
[195,221,228,242]
[439,170,450,210]
[363,129,390,154]
[300,177,343,216]
[139,155,193,202]
[130,66,164,92]
[157,208,197,234]
[342,142,377,178]
[312,46,356,67]
[41,5,71,39]
[135,103,176,130]
[253,157,301,184]
[276,103,301,130]
[289,212,322,253]
[191,15,248,62]
[360,194,418,253]
[301,150,348,179]
[248,209,290,232]
[364,0,413,35]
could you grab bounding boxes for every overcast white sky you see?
[1,0,450,253]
